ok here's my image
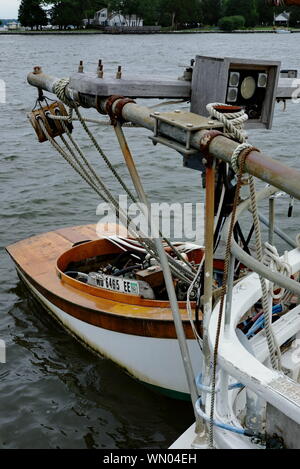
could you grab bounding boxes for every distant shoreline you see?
[0,29,299,35]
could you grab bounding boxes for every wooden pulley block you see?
[27,101,72,143]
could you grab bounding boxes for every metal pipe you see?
[27,70,300,200]
[258,212,297,248]
[224,186,300,296]
[113,122,203,431]
[224,255,235,334]
[269,197,275,245]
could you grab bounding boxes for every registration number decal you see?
[90,273,140,295]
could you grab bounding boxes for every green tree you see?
[43,0,108,27]
[201,0,223,26]
[289,6,300,26]
[18,0,48,30]
[158,0,201,29]
[218,14,245,30]
[255,0,274,25]
[224,0,258,27]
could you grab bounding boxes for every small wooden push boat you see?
[6,223,211,399]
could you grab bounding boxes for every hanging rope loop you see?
[231,143,259,174]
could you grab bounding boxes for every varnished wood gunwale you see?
[57,238,196,308]
[16,262,198,339]
[6,224,202,339]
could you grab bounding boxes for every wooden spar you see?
[27,69,300,200]
[69,72,192,99]
[27,69,300,102]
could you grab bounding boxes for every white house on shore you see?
[7,21,20,30]
[274,11,290,26]
[86,8,143,27]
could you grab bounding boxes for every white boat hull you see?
[18,268,203,398]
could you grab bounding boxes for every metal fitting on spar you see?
[200,130,224,158]
[104,95,136,126]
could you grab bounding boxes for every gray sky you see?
[0,0,20,19]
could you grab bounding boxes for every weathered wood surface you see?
[69,71,297,102]
[277,78,300,99]
[69,72,192,99]
[190,56,280,129]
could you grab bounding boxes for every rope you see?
[206,103,248,142]
[48,114,139,127]
[231,143,254,174]
[37,114,193,284]
[206,102,280,447]
[51,82,196,280]
[263,243,292,300]
[207,103,280,369]
[248,176,282,370]
[208,151,248,448]
[53,78,76,108]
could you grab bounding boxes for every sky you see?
[0,0,21,19]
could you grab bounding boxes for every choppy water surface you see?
[0,33,300,449]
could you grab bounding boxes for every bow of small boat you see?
[6,223,199,339]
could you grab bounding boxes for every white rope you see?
[44,82,195,282]
[207,101,281,370]
[231,143,254,173]
[53,78,76,108]
[263,243,292,300]
[48,114,139,127]
[206,102,248,142]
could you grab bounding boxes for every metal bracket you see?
[149,110,223,171]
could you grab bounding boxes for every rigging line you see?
[73,106,138,203]
[112,120,197,274]
[208,151,249,448]
[52,80,196,279]
[207,102,280,367]
[73,105,196,275]
[48,114,139,127]
[69,107,196,279]
[37,118,193,283]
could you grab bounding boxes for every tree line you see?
[18,0,300,30]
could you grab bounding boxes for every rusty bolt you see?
[33,66,42,75]
[78,60,84,73]
[97,60,104,78]
[116,65,122,79]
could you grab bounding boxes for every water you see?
[0,33,299,449]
